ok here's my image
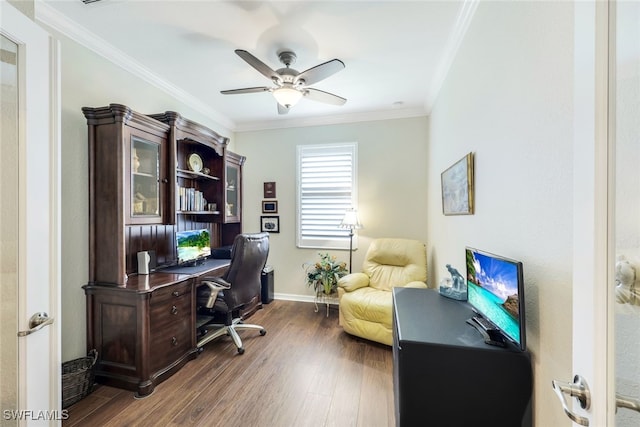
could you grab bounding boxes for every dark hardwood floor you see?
[63,300,395,427]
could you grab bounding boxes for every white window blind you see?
[297,143,357,249]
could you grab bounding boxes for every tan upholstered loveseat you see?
[337,238,428,345]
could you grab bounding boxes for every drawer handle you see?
[171,305,178,315]
[171,336,178,346]
[172,291,180,297]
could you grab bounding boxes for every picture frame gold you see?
[262,200,278,214]
[441,152,474,215]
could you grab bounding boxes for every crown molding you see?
[34,1,236,131]
[425,0,480,113]
[234,107,428,132]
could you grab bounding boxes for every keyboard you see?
[473,316,496,331]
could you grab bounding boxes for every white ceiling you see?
[38,0,477,131]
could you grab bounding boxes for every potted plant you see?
[304,252,348,295]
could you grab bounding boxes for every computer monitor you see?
[176,229,211,265]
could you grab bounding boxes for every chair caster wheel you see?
[197,347,204,354]
[237,347,245,354]
[260,329,267,336]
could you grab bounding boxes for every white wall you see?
[427,2,573,426]
[51,31,234,362]
[236,117,430,299]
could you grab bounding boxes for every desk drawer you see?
[149,296,191,329]
[150,279,192,306]
[149,319,192,373]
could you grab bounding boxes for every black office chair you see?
[196,232,269,354]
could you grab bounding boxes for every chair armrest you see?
[200,277,231,308]
[338,273,370,292]
[401,281,429,289]
[201,276,231,287]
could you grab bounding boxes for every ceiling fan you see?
[221,49,346,115]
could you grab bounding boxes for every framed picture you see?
[260,216,280,233]
[262,200,278,214]
[263,182,276,198]
[441,152,474,215]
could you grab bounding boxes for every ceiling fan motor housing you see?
[277,50,297,67]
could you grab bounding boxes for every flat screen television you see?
[465,247,526,351]
[176,229,211,265]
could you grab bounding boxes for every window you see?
[297,143,358,249]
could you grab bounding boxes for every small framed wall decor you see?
[260,216,280,233]
[263,182,276,198]
[262,200,278,214]
[441,152,474,215]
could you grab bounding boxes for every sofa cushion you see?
[339,287,394,345]
[341,287,393,329]
[363,238,427,291]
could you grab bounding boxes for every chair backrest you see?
[362,238,427,291]
[222,232,270,310]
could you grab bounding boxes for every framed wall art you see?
[263,182,276,198]
[260,216,280,233]
[262,200,278,214]
[441,152,474,215]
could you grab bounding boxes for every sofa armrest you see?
[338,272,370,292]
[401,281,429,289]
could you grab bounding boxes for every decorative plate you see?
[187,153,203,172]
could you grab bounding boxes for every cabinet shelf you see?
[177,210,221,215]
[133,171,157,179]
[176,168,220,181]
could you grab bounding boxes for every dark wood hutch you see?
[82,104,245,397]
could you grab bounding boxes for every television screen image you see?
[177,229,211,264]
[465,247,526,351]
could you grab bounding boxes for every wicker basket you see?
[62,349,98,409]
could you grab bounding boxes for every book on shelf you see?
[178,186,206,212]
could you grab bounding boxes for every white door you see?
[0,1,61,425]
[557,1,640,426]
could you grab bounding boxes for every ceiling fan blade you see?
[295,59,345,86]
[220,87,271,95]
[304,88,347,106]
[277,103,289,115]
[235,49,282,84]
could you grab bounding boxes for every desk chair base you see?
[197,318,266,354]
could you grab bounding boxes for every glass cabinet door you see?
[130,135,162,222]
[224,152,244,223]
[225,161,239,221]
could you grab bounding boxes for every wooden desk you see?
[84,260,230,397]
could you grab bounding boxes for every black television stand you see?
[392,288,532,427]
[466,317,507,348]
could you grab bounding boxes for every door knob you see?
[617,392,640,414]
[17,312,54,337]
[552,375,591,426]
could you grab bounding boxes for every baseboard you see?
[273,293,338,305]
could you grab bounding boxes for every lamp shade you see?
[339,208,363,230]
[273,85,303,108]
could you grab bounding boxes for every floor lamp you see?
[339,208,363,273]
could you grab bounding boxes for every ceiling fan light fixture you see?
[273,86,303,108]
